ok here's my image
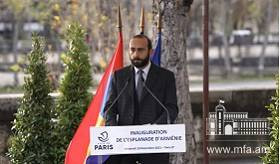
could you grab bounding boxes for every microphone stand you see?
[104,78,130,121]
[143,82,171,124]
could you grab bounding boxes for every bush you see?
[261,76,279,164]
[7,34,54,164]
[52,22,92,163]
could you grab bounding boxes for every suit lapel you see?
[127,66,135,107]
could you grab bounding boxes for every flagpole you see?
[157,9,162,33]
[117,5,122,32]
[139,7,145,34]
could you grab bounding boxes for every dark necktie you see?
[136,70,144,102]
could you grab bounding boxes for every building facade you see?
[207,101,269,135]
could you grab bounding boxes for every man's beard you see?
[130,55,150,68]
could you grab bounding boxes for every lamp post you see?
[203,0,209,163]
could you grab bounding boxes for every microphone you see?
[104,77,131,121]
[143,82,171,124]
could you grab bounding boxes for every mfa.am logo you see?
[98,131,109,142]
[207,100,269,135]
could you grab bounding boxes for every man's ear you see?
[149,49,154,56]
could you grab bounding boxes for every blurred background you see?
[0,0,278,93]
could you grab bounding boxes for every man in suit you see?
[104,34,178,164]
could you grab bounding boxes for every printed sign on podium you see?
[90,124,186,155]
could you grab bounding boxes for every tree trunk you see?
[153,0,196,163]
[221,0,232,77]
[12,19,19,86]
[258,0,272,77]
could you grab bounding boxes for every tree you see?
[261,76,279,164]
[257,0,274,76]
[2,0,53,86]
[3,0,30,86]
[152,0,196,163]
[7,34,53,164]
[52,22,92,163]
[220,0,232,77]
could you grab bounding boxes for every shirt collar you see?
[133,61,151,78]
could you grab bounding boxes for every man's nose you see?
[132,50,140,57]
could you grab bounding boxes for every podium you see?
[90,124,186,155]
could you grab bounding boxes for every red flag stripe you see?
[65,32,123,164]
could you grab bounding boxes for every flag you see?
[64,31,123,164]
[150,32,161,66]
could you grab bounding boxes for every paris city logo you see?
[94,131,113,150]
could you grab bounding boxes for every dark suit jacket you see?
[105,63,178,126]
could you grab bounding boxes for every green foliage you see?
[261,76,279,164]
[52,22,92,163]
[7,34,53,164]
[4,0,29,19]
[3,0,52,21]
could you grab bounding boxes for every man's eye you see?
[130,48,146,52]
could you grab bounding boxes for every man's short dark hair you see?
[131,34,152,50]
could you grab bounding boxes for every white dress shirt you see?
[133,61,151,88]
